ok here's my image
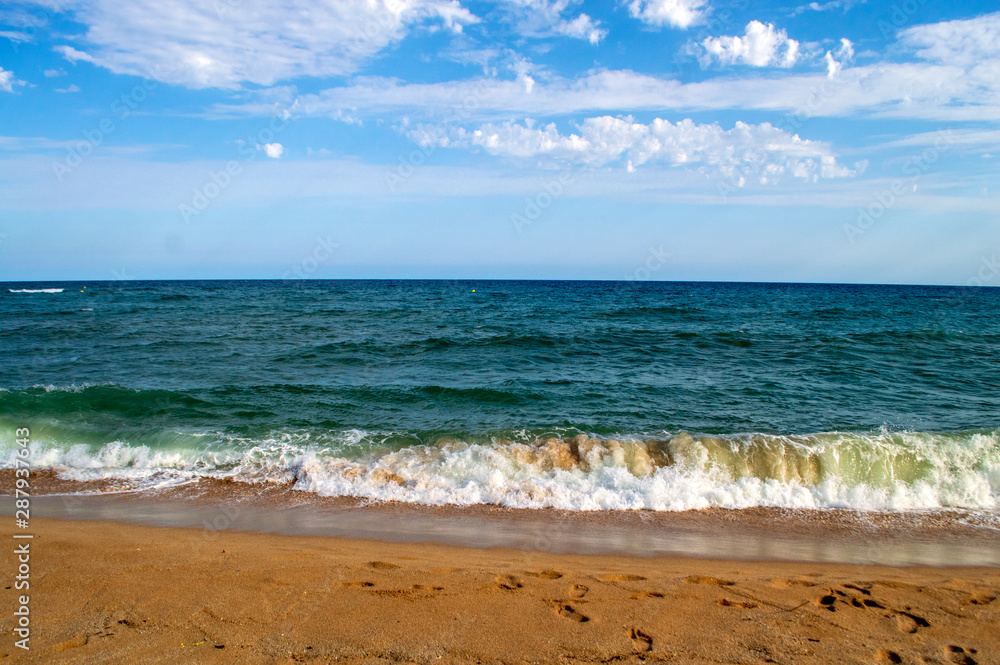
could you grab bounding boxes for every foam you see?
[8,288,64,293]
[4,430,998,513]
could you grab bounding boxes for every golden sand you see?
[3,518,998,664]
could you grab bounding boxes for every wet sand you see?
[11,472,1000,566]
[2,516,998,664]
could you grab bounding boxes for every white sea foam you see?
[8,288,64,293]
[5,431,998,513]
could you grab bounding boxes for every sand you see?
[2,517,998,664]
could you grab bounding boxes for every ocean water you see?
[2,280,998,513]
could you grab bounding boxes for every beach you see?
[4,512,998,664]
[2,282,999,662]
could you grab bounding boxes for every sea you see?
[2,280,998,515]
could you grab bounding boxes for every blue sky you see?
[0,0,998,283]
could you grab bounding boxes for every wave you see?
[8,288,64,293]
[4,428,998,513]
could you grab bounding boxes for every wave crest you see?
[9,429,995,513]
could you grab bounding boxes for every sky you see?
[0,0,998,284]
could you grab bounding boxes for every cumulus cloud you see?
[43,68,67,77]
[46,0,479,89]
[406,116,857,183]
[0,67,25,93]
[700,21,800,68]
[263,142,284,158]
[626,0,707,29]
[55,83,81,93]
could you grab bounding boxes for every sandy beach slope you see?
[2,517,998,664]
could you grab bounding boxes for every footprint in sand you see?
[963,592,996,606]
[525,570,564,579]
[845,596,884,609]
[629,628,653,652]
[875,648,902,664]
[770,578,816,588]
[342,581,375,587]
[569,584,588,598]
[630,591,665,600]
[598,573,646,582]
[548,601,588,622]
[495,575,523,591]
[894,611,930,634]
[944,645,978,665]
[718,598,758,608]
[814,594,837,612]
[684,575,735,586]
[52,634,89,651]
[368,561,399,570]
[409,584,444,591]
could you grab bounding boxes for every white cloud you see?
[701,21,800,68]
[0,30,32,42]
[54,44,97,64]
[498,0,606,44]
[202,12,1000,126]
[406,115,857,183]
[792,0,865,15]
[43,68,67,77]
[898,10,1000,67]
[871,129,1000,152]
[824,38,853,78]
[258,37,1000,124]
[555,13,604,44]
[46,0,479,89]
[627,0,707,29]
[0,67,25,93]
[429,0,480,33]
[263,142,284,158]
[55,83,81,93]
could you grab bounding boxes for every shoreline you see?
[6,472,1000,566]
[2,517,998,664]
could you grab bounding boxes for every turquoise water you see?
[2,280,998,512]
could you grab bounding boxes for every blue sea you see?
[2,280,998,513]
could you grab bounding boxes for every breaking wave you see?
[4,428,998,513]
